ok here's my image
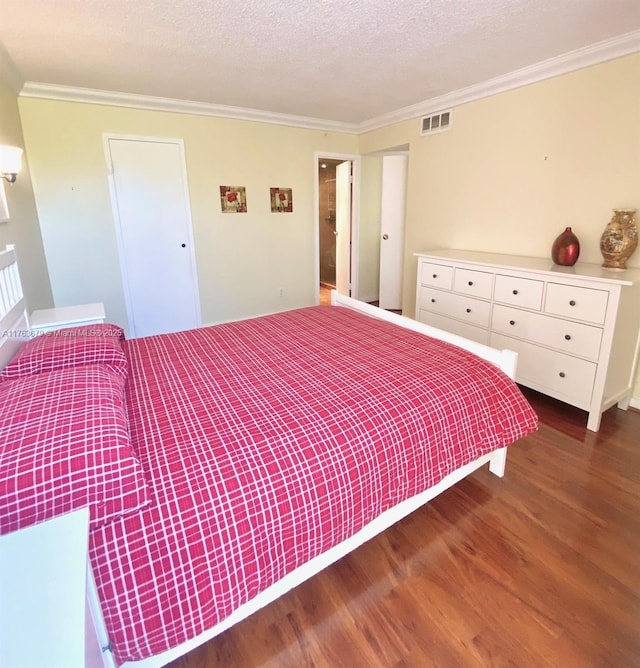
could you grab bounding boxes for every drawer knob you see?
[431,298,436,303]
[432,274,437,278]
[512,289,519,295]
[466,308,471,313]
[569,300,576,306]
[559,372,566,378]
[509,320,515,326]
[564,334,571,341]
[468,281,474,286]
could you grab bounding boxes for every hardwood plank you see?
[169,389,640,667]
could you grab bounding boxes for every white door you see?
[335,161,352,296]
[106,137,200,338]
[379,154,408,310]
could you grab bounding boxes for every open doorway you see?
[318,158,342,304]
[315,153,359,305]
[315,149,407,311]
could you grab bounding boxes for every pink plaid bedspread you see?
[89,306,537,663]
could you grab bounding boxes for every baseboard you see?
[630,396,640,411]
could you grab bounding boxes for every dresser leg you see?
[586,411,602,432]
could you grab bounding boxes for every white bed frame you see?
[0,245,30,370]
[0,246,519,668]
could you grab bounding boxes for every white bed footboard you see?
[331,291,519,380]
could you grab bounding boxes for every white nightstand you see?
[0,508,104,667]
[30,303,106,335]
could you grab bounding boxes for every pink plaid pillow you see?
[0,365,150,535]
[1,324,128,381]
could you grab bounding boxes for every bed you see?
[0,244,538,668]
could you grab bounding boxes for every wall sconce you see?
[0,146,24,184]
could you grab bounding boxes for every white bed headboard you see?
[0,244,29,370]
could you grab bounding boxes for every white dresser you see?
[415,249,640,431]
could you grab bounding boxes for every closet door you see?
[106,137,200,338]
[379,154,407,311]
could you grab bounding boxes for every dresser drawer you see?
[544,283,609,325]
[490,333,596,410]
[494,275,544,310]
[453,268,493,299]
[419,287,490,327]
[418,310,491,345]
[492,304,603,361]
[419,261,453,290]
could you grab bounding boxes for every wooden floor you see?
[169,390,640,668]
[319,285,333,305]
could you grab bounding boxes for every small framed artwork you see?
[0,181,9,223]
[270,187,293,213]
[220,185,247,213]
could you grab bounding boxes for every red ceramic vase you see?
[551,227,580,266]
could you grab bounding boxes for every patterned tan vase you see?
[551,226,580,266]
[600,209,638,270]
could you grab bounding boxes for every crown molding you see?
[18,82,361,134]
[18,30,640,136]
[358,29,640,133]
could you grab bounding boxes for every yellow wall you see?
[359,155,383,302]
[0,76,52,310]
[360,54,640,400]
[18,98,357,329]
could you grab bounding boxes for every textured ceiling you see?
[1,0,639,126]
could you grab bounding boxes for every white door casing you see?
[335,161,352,296]
[379,154,408,311]
[105,136,201,338]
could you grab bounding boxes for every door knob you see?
[382,234,389,240]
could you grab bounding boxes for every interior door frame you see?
[360,143,410,310]
[103,133,201,337]
[313,151,361,304]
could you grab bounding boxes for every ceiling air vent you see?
[421,110,452,136]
